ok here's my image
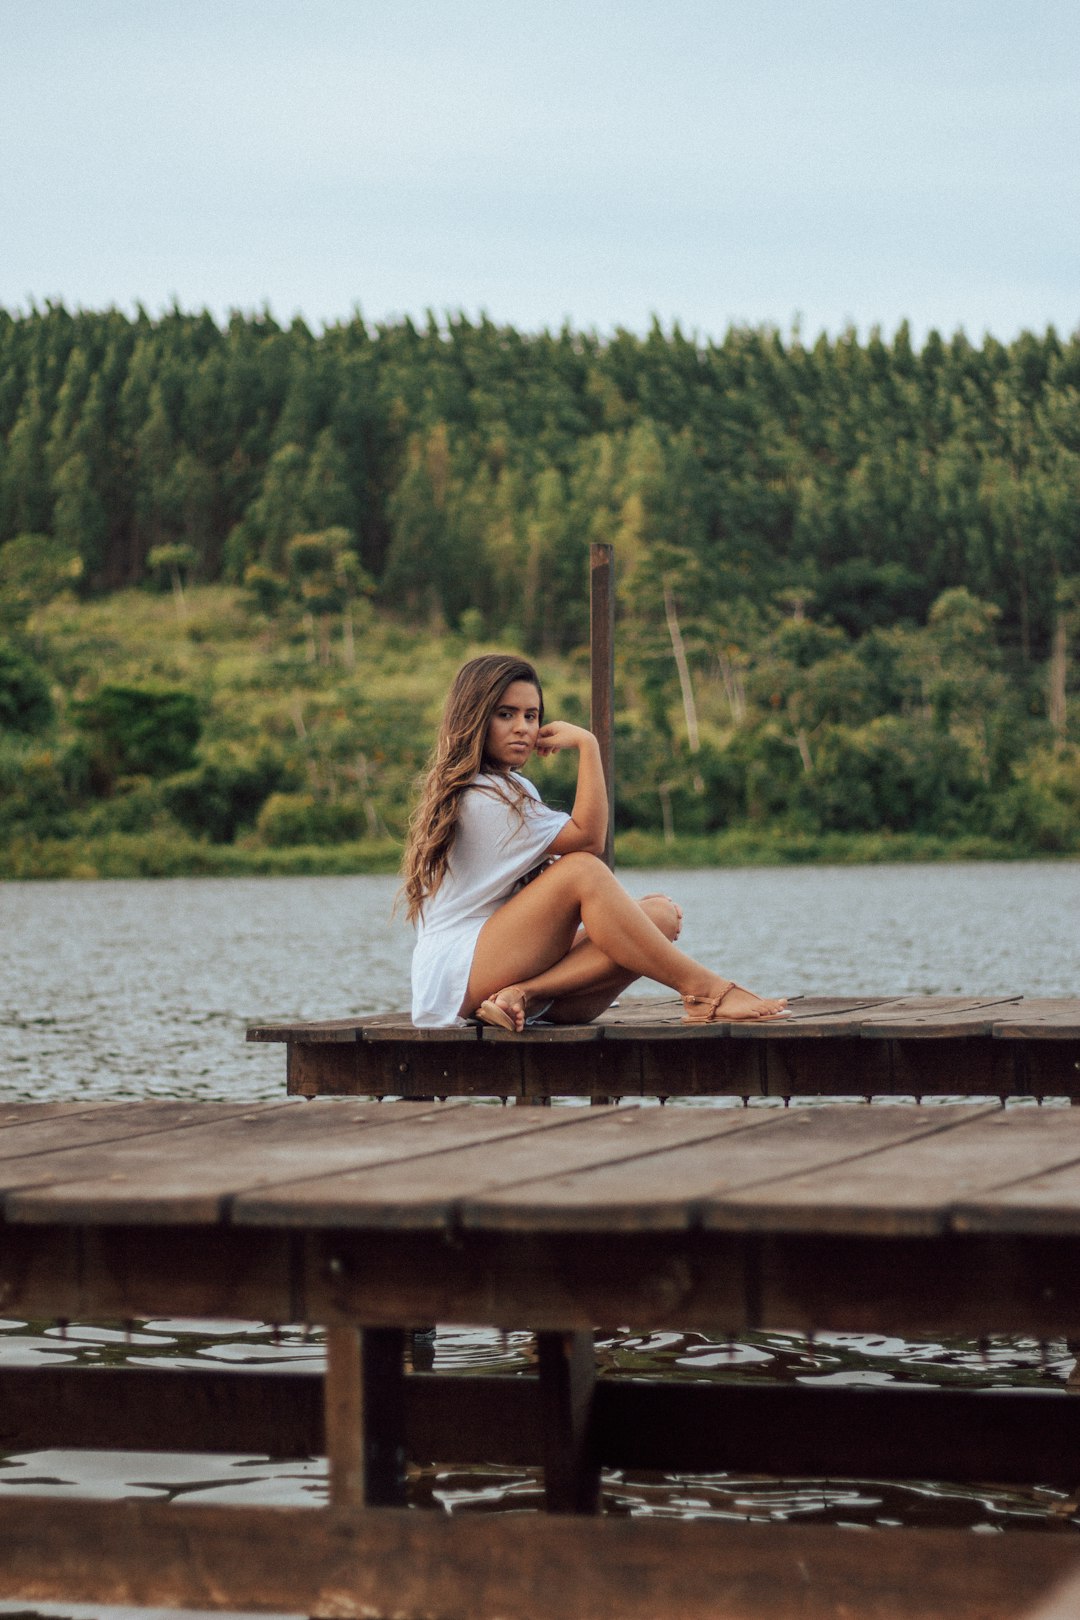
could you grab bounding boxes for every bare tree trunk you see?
[1049,608,1067,741]
[342,604,356,669]
[658,783,675,846]
[663,586,700,753]
[717,650,746,726]
[169,565,187,623]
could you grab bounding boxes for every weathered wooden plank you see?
[478,1021,604,1045]
[593,1378,1080,1485]
[758,1229,1080,1339]
[0,1100,281,1166]
[857,997,1025,1038]
[10,1364,1080,1487]
[0,1102,128,1129]
[305,1225,753,1332]
[247,1018,365,1043]
[2,1099,587,1225]
[955,1153,1080,1234]
[288,1038,515,1099]
[992,1004,1080,1040]
[0,1222,301,1321]
[7,1213,1080,1338]
[1,1498,1077,1619]
[233,1104,769,1230]
[701,1104,1080,1237]
[0,1361,325,1457]
[461,1104,999,1233]
[362,1020,481,1043]
[723,996,922,1040]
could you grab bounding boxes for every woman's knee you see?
[548,849,611,892]
[639,893,681,941]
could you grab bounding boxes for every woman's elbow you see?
[552,823,606,857]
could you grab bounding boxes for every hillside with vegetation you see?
[1,303,1078,878]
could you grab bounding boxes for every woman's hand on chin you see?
[535,721,595,757]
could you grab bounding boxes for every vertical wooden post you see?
[323,1325,364,1512]
[537,1329,601,1513]
[590,542,615,870]
[323,1325,407,1512]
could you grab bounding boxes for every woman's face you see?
[484,680,541,769]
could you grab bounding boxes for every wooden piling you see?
[589,542,615,868]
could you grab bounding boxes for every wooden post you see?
[323,1325,406,1511]
[537,1330,601,1514]
[323,1325,364,1512]
[590,542,615,870]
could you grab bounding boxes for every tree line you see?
[1,301,1078,869]
[2,301,1079,654]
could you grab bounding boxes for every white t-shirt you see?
[410,772,571,1027]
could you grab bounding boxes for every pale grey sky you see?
[3,0,1078,344]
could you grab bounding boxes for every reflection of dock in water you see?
[249,992,1080,1103]
[4,1056,1080,1614]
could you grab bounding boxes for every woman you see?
[401,653,787,1030]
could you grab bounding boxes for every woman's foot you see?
[683,981,788,1023]
[475,986,529,1033]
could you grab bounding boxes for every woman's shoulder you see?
[461,771,542,819]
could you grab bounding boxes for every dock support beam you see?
[590,542,615,870]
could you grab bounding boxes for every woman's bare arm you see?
[536,722,608,855]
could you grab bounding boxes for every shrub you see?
[254,791,371,847]
[74,685,201,783]
[161,751,295,843]
[0,640,54,734]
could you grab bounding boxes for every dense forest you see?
[1,302,1078,876]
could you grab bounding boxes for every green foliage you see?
[0,639,54,733]
[0,736,72,836]
[1,302,1078,667]
[74,684,201,783]
[0,532,82,629]
[254,791,371,847]
[161,750,295,842]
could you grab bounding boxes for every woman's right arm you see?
[536,723,608,855]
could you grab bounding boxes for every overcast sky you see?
[3,0,1078,345]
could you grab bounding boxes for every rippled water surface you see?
[3,860,1078,1099]
[2,862,1080,1618]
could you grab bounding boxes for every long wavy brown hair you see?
[400,654,545,923]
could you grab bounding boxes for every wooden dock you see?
[249,993,1080,1102]
[4,1094,1080,1616]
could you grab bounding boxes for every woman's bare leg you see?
[523,894,681,1025]
[463,853,784,1029]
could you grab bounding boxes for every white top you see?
[410,772,571,1027]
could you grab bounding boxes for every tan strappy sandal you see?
[682,983,788,1023]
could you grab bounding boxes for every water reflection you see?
[1,1315,1077,1534]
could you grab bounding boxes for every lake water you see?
[2,862,1080,1618]
[4,860,1079,1100]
